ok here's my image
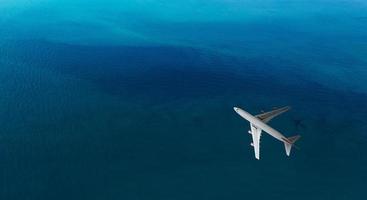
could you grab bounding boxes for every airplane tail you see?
[283,135,301,156]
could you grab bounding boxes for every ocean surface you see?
[0,0,367,199]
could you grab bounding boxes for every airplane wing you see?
[250,123,262,160]
[255,106,291,123]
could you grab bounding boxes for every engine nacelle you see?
[248,130,252,134]
[250,142,254,146]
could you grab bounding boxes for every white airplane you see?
[233,106,300,160]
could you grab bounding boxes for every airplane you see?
[233,106,300,160]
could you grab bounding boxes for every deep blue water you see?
[1,1,367,199]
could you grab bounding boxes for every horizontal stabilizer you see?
[283,135,301,156]
[287,135,301,143]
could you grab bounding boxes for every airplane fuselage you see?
[234,107,287,143]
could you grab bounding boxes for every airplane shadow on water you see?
[291,117,307,131]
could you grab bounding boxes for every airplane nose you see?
[233,107,239,111]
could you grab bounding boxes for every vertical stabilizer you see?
[283,135,301,156]
[284,142,292,156]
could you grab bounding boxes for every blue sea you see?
[0,0,367,199]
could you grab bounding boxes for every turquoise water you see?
[0,1,367,199]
